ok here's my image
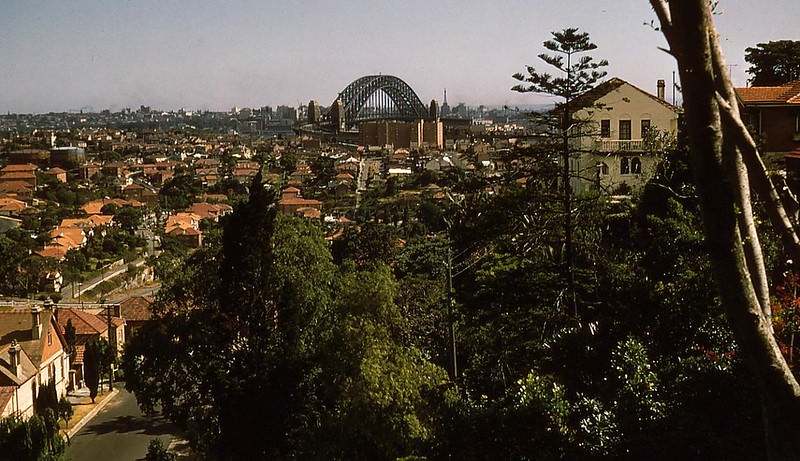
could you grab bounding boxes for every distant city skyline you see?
[1,0,797,114]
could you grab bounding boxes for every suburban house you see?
[0,164,38,191]
[569,77,682,194]
[735,79,800,191]
[114,296,154,339]
[165,212,203,247]
[43,167,67,183]
[56,308,124,390]
[277,187,322,219]
[0,305,70,418]
[0,197,27,217]
[80,198,143,215]
[186,202,233,222]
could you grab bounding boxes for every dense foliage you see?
[124,178,452,459]
[745,40,800,86]
[0,409,65,461]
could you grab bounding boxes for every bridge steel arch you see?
[330,75,429,128]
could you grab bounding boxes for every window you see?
[47,331,52,346]
[631,157,642,174]
[641,119,651,137]
[619,120,632,140]
[620,157,630,174]
[795,113,800,133]
[600,119,610,138]
[598,162,609,176]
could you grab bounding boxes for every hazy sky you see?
[1,0,797,113]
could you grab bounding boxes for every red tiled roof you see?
[736,79,800,105]
[57,309,108,336]
[36,246,68,260]
[0,198,26,212]
[0,172,35,180]
[119,296,154,322]
[279,198,322,206]
[0,164,37,173]
[0,181,32,194]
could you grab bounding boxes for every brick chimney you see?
[657,79,666,101]
[31,306,42,340]
[8,339,20,377]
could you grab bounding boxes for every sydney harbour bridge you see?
[296,74,440,138]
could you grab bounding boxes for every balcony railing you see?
[594,139,645,152]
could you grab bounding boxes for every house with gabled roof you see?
[0,180,34,203]
[736,79,800,155]
[0,305,70,417]
[56,307,124,390]
[80,198,143,215]
[736,79,800,191]
[165,212,203,247]
[0,197,27,216]
[569,77,682,194]
[277,187,322,219]
[187,202,233,222]
[43,167,67,183]
[114,295,154,339]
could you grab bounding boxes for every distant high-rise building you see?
[275,105,298,122]
[330,100,346,133]
[308,100,321,123]
[441,88,450,116]
[429,99,440,121]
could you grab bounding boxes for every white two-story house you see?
[568,77,682,194]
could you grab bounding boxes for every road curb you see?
[65,388,120,439]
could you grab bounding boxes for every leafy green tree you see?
[0,235,28,295]
[145,439,177,461]
[100,203,119,215]
[745,40,800,86]
[114,206,143,233]
[306,264,451,459]
[394,236,451,365]
[330,221,398,269]
[158,174,202,211]
[57,396,73,425]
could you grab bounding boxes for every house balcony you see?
[594,139,645,152]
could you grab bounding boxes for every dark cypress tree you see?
[84,341,100,403]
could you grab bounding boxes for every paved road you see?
[65,387,178,461]
[61,259,145,304]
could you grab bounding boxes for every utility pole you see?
[106,303,116,391]
[446,248,458,380]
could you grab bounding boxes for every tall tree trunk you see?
[650,1,800,458]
